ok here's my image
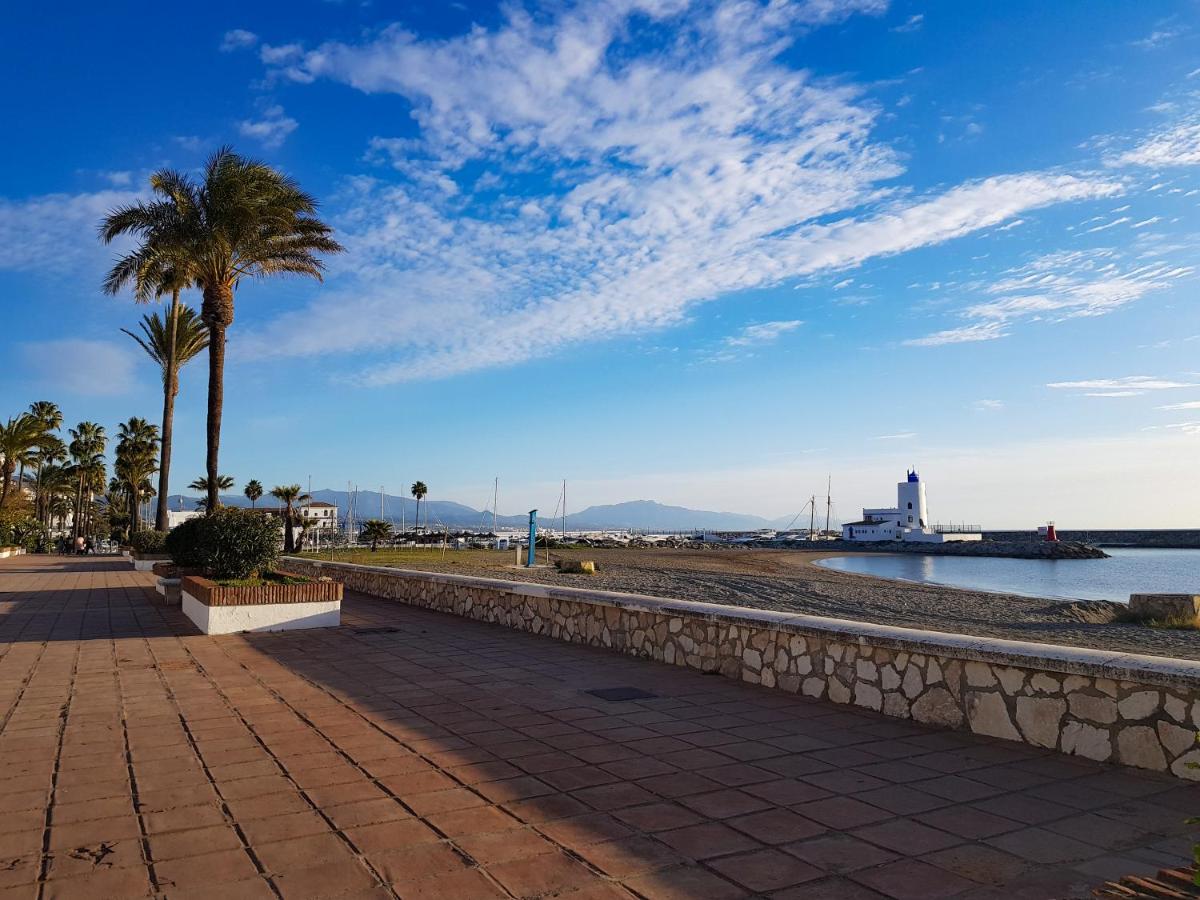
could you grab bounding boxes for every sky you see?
[3,0,1200,528]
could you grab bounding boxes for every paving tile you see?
[922,844,1031,885]
[147,824,244,861]
[784,832,898,873]
[154,848,261,889]
[985,826,1103,865]
[454,827,559,864]
[851,858,976,899]
[726,808,825,844]
[656,822,761,860]
[624,865,748,899]
[853,818,963,855]
[487,849,602,896]
[678,789,772,820]
[576,835,686,876]
[388,867,509,898]
[366,842,468,884]
[613,802,705,833]
[238,810,332,845]
[794,797,893,830]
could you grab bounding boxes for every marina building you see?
[842,470,981,543]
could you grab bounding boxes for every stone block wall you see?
[281,557,1200,779]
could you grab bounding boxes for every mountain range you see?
[164,490,814,532]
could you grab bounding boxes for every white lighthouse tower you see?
[896,469,928,531]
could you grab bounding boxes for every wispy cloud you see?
[220,29,258,52]
[1113,118,1200,167]
[870,432,917,440]
[241,1,1120,383]
[973,399,1004,411]
[1131,27,1185,50]
[1156,400,1200,411]
[906,248,1190,347]
[0,188,140,273]
[17,339,138,395]
[890,14,923,33]
[1047,375,1199,398]
[724,320,804,347]
[238,105,298,149]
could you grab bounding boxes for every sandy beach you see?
[304,546,1200,661]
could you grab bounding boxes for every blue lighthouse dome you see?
[907,469,920,482]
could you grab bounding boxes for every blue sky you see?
[4,0,1200,527]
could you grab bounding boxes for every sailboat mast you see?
[824,475,831,538]
[809,495,816,540]
[562,479,567,540]
[492,477,498,536]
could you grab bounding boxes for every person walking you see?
[74,535,85,555]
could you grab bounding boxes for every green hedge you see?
[130,529,167,554]
[165,508,279,580]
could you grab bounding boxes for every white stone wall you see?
[281,557,1200,780]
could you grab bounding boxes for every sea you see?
[816,547,1200,604]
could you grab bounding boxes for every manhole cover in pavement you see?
[352,627,401,635]
[585,687,658,702]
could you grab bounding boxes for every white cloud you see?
[724,320,804,347]
[973,399,1004,411]
[220,29,258,52]
[1047,376,1199,398]
[1114,118,1200,167]
[907,248,1191,348]
[17,340,138,396]
[870,432,917,440]
[0,188,141,273]
[1131,27,1184,50]
[904,322,1007,347]
[241,1,1120,383]
[890,14,923,33]
[1156,400,1200,410]
[238,105,298,149]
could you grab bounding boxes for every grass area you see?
[1113,607,1200,630]
[296,547,525,569]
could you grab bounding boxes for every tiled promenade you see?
[0,556,1196,899]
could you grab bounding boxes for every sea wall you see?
[986,529,1200,549]
[280,557,1200,779]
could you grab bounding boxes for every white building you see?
[842,470,981,543]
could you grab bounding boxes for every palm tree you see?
[411,481,427,531]
[115,418,160,534]
[0,414,43,510]
[360,519,391,552]
[270,484,310,553]
[68,423,107,540]
[100,148,343,514]
[244,479,263,508]
[188,474,234,510]
[122,303,209,531]
[27,400,63,520]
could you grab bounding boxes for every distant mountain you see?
[164,490,824,532]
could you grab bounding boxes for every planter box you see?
[0,547,24,559]
[132,552,172,572]
[181,575,342,635]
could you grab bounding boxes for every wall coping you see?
[283,556,1200,690]
[183,573,342,607]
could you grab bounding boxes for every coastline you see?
[302,546,1200,661]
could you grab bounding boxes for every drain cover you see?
[353,626,401,635]
[585,687,658,702]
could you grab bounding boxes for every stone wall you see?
[280,557,1200,780]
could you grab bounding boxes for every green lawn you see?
[295,547,521,569]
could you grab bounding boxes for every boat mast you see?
[809,495,816,540]
[492,477,498,536]
[824,475,832,538]
[562,479,567,540]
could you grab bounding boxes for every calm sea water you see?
[816,548,1200,603]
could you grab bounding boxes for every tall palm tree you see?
[33,441,68,528]
[27,400,63,520]
[270,484,310,553]
[100,148,343,514]
[244,479,263,508]
[39,463,74,536]
[68,423,107,540]
[189,474,234,511]
[411,481,427,531]
[115,418,160,534]
[0,414,43,510]
[122,302,209,531]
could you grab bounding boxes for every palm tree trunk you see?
[0,466,10,510]
[204,317,226,515]
[156,292,181,532]
[73,474,83,539]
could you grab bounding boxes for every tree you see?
[244,479,263,508]
[0,414,44,511]
[114,418,160,535]
[67,423,106,539]
[27,402,61,515]
[411,481,428,531]
[100,148,343,514]
[122,302,209,531]
[360,519,391,552]
[189,474,234,511]
[270,484,310,553]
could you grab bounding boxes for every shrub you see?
[165,508,280,580]
[131,530,167,554]
[0,514,47,552]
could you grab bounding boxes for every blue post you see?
[526,509,538,567]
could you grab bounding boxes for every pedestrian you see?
[74,535,85,555]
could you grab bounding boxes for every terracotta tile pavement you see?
[0,554,1196,898]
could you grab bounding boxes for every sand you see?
[312,546,1200,661]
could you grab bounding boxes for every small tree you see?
[164,507,279,580]
[270,484,310,553]
[244,479,263,508]
[360,519,392,552]
[189,474,234,511]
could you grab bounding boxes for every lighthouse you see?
[896,469,928,530]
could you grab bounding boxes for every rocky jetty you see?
[760,539,1109,560]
